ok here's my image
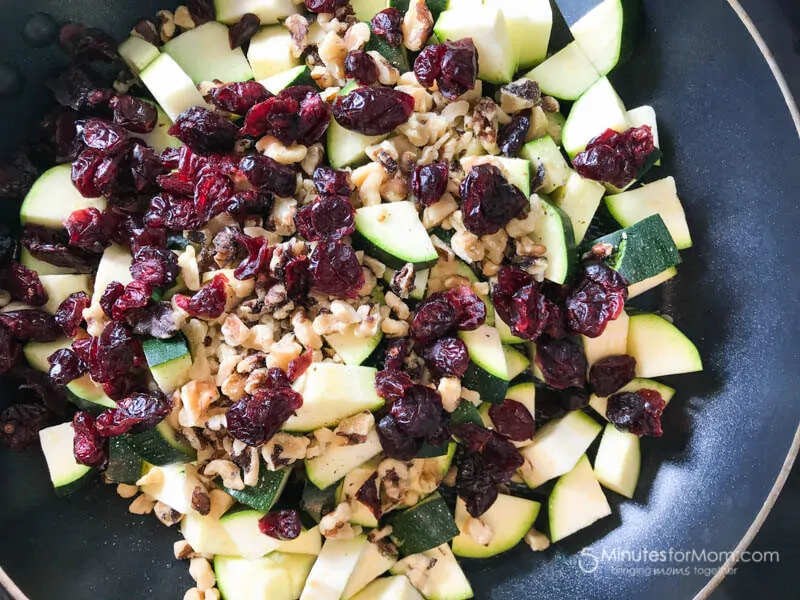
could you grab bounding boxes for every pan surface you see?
[1,1,799,598]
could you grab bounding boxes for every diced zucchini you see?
[215,552,315,600]
[326,326,383,367]
[327,117,388,169]
[551,170,606,242]
[39,422,93,497]
[506,382,536,414]
[118,36,160,74]
[305,429,383,489]
[485,0,552,70]
[548,454,611,542]
[23,337,72,372]
[391,544,473,600]
[215,0,300,25]
[248,25,302,81]
[67,375,117,412]
[260,65,315,95]
[581,309,629,366]
[626,313,703,378]
[20,165,106,230]
[140,463,199,515]
[365,24,411,73]
[589,377,676,420]
[139,54,209,122]
[92,243,133,302]
[529,198,576,285]
[351,0,388,21]
[127,421,196,466]
[335,459,380,528]
[224,466,291,512]
[562,76,628,158]
[593,423,640,498]
[503,345,531,380]
[300,535,369,600]
[143,335,193,395]
[525,41,599,101]
[496,314,525,344]
[342,541,399,599]
[354,202,439,270]
[163,22,254,84]
[627,266,678,299]
[570,0,642,76]
[351,576,424,600]
[183,513,239,556]
[452,494,540,558]
[458,325,510,405]
[387,494,460,556]
[220,510,323,559]
[520,136,569,194]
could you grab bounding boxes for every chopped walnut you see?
[318,31,349,85]
[422,194,458,230]
[154,501,183,527]
[272,198,298,236]
[367,51,400,86]
[395,554,438,594]
[179,380,220,428]
[208,489,236,520]
[437,377,462,413]
[292,310,324,350]
[351,162,387,207]
[389,263,416,300]
[115,483,139,499]
[461,387,481,405]
[451,230,485,263]
[129,493,156,515]
[320,502,362,540]
[301,143,324,176]
[178,245,201,291]
[467,517,494,546]
[362,255,387,279]
[516,237,547,257]
[173,5,195,29]
[497,79,542,114]
[382,317,410,338]
[257,136,307,165]
[156,10,176,43]
[189,557,216,591]
[402,0,433,51]
[524,528,551,551]
[266,333,303,370]
[262,432,310,470]
[203,460,244,490]
[334,411,375,445]
[343,21,371,51]
[384,291,411,320]
[471,98,500,151]
[184,589,204,600]
[442,465,457,487]
[354,304,383,338]
[174,540,196,561]
[285,14,311,58]
[191,486,212,516]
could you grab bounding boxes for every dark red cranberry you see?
[264,367,292,390]
[309,241,364,299]
[72,411,107,468]
[156,172,195,197]
[47,65,101,112]
[174,273,228,320]
[241,97,299,145]
[47,348,87,387]
[453,422,493,452]
[489,399,535,442]
[456,451,498,517]
[383,339,408,372]
[228,190,274,218]
[64,208,108,253]
[95,390,172,436]
[258,509,302,540]
[313,167,353,196]
[355,472,381,518]
[102,372,146,401]
[447,285,486,331]
[5,262,48,306]
[375,369,414,402]
[239,154,297,197]
[287,351,313,382]
[99,282,125,318]
[209,82,272,115]
[482,432,524,483]
[0,154,39,201]
[535,338,588,390]
[422,337,469,377]
[0,403,49,450]
[283,255,312,302]
[376,414,422,460]
[111,280,152,321]
[414,44,445,88]
[607,389,665,437]
[81,118,129,153]
[276,85,320,105]
[565,259,628,338]
[498,109,532,158]
[229,13,260,49]
[461,164,528,236]
[390,384,443,438]
[0,311,60,342]
[109,95,157,134]
[589,355,637,396]
[71,148,105,197]
[168,107,239,155]
[295,196,355,241]
[87,321,137,383]
[194,171,235,222]
[21,228,99,273]
[411,161,449,207]
[233,230,273,281]
[411,293,458,344]
[345,50,379,85]
[305,0,349,13]
[415,40,478,100]
[226,386,303,446]
[145,193,202,231]
[573,126,655,189]
[333,87,415,136]
[371,8,403,48]
[130,246,179,289]
[491,267,562,342]
[93,151,132,198]
[130,143,167,192]
[0,326,21,374]
[187,0,215,24]
[59,23,117,63]
[296,92,332,146]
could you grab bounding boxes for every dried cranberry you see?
[130,143,167,192]
[102,372,146,401]
[371,8,403,47]
[333,87,415,136]
[383,339,408,372]
[72,411,107,468]
[209,82,272,115]
[589,355,637,397]
[573,126,655,189]
[295,196,355,241]
[0,154,39,201]
[498,109,532,157]
[226,387,303,446]
[296,92,332,146]
[258,509,302,540]
[345,50,379,85]
[447,285,486,331]
[81,118,129,153]
[283,256,311,301]
[309,241,364,299]
[390,384,442,438]
[0,403,49,451]
[194,171,235,221]
[95,390,171,436]
[71,148,105,197]
[21,228,99,274]
[415,40,478,100]
[453,422,493,452]
[187,0,215,24]
[411,293,458,344]
[287,351,313,382]
[491,267,562,342]
[228,190,274,218]
[145,193,202,231]
[535,338,587,390]
[233,230,273,281]
[376,414,421,460]
[174,273,228,320]
[241,97,299,145]
[229,13,260,49]
[413,44,445,88]
[87,321,137,383]
[0,311,60,342]
[482,432,524,483]
[375,369,414,402]
[94,151,132,198]
[47,65,101,112]
[313,167,352,196]
[456,452,498,517]
[130,246,179,289]
[5,262,48,306]
[422,337,469,377]
[355,473,381,518]
[239,154,297,197]
[607,389,665,437]
[109,95,157,134]
[111,280,152,321]
[305,0,349,13]
[565,259,628,338]
[264,367,292,390]
[59,23,117,63]
[64,208,109,253]
[461,164,528,236]
[411,161,449,207]
[47,348,87,387]
[489,399,535,442]
[99,282,125,318]
[0,326,21,374]
[168,107,239,155]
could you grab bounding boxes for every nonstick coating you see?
[1,1,799,599]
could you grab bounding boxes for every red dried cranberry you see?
[111,280,152,321]
[411,161,449,207]
[47,348,87,387]
[453,422,493,452]
[438,39,479,100]
[5,262,48,306]
[174,273,228,320]
[71,148,105,197]
[130,143,167,192]
[305,0,349,13]
[376,413,422,460]
[345,50,379,85]
[259,509,302,540]
[295,196,355,241]
[413,44,445,88]
[95,390,172,436]
[491,267,562,342]
[156,172,194,196]
[82,118,129,153]
[265,367,292,390]
[422,337,469,377]
[589,355,637,396]
[283,256,311,301]
[456,451,498,517]
[461,164,528,236]
[93,151,132,197]
[101,372,145,401]
[99,282,125,317]
[498,109,532,157]
[482,432,524,483]
[59,23,117,63]
[573,126,655,189]
[233,230,273,281]
[109,95,157,134]
[241,97,299,145]
[375,369,414,402]
[489,399,535,442]
[355,473,381,518]
[371,8,403,48]
[411,293,458,344]
[607,389,666,437]
[194,171,235,221]
[21,229,99,273]
[333,87,415,136]
[383,339,408,372]
[64,208,108,253]
[239,154,297,197]
[447,285,486,331]
[535,338,588,390]
[287,351,313,382]
[0,311,60,342]
[0,326,21,374]
[309,241,364,299]
[54,291,90,337]
[565,259,628,338]
[168,107,239,155]
[209,82,272,115]
[0,403,49,450]
[130,246,179,289]
[72,411,107,468]
[313,167,353,196]
[277,85,320,104]
[87,321,137,383]
[296,92,332,146]
[187,0,215,24]
[229,13,260,49]
[226,387,303,446]
[145,193,202,231]
[228,190,274,218]
[390,384,443,438]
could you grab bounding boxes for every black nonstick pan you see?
[0,0,799,599]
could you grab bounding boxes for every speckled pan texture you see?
[1,0,799,599]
